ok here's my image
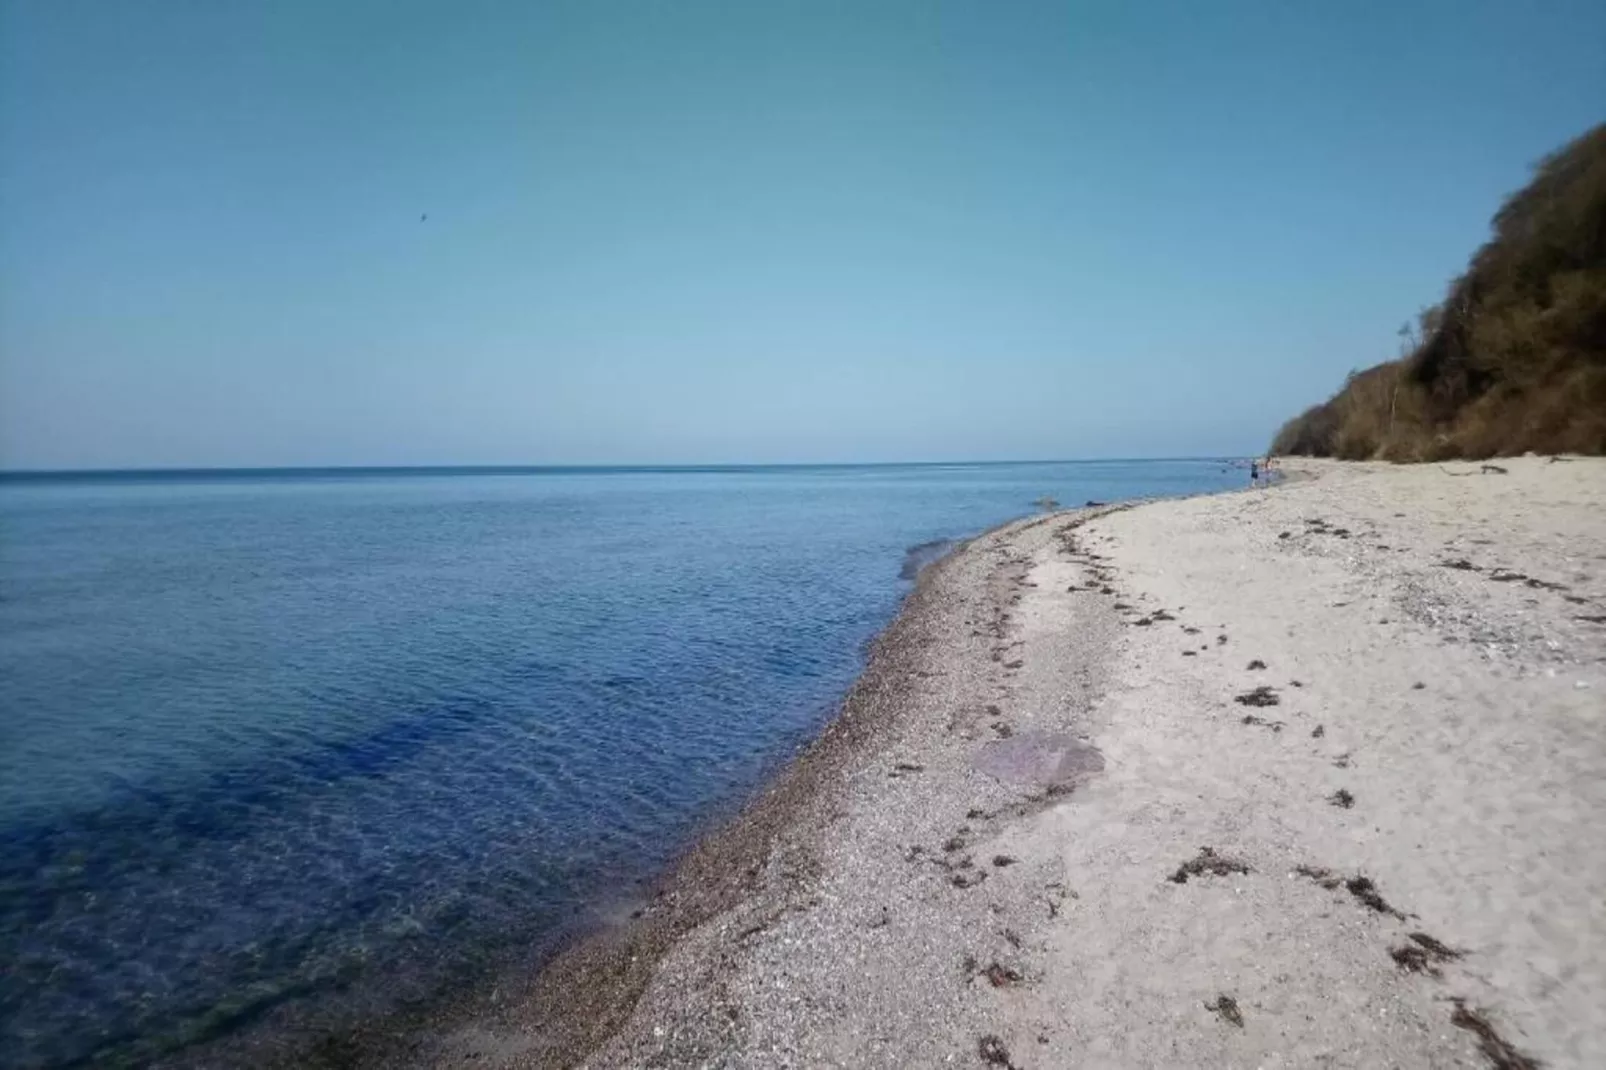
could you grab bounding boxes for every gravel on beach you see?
[415,455,1606,1070]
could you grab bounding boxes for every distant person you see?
[1250,459,1260,486]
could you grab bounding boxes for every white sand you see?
[442,456,1606,1069]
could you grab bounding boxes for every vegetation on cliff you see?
[1273,123,1606,460]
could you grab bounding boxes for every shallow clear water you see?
[0,461,1241,1066]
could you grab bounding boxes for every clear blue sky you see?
[2,1,1602,468]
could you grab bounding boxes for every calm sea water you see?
[0,461,1240,1066]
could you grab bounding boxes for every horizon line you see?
[0,456,1251,481]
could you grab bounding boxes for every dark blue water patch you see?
[0,461,1243,1066]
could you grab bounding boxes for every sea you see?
[0,460,1242,1066]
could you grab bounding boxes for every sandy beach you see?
[421,456,1606,1069]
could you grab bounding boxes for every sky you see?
[2,2,1603,469]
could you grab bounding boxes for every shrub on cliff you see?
[1274,121,1606,460]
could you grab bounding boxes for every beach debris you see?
[1217,633,1229,645]
[1311,724,1325,738]
[1043,881,1075,917]
[1391,932,1463,975]
[1412,681,1426,689]
[1344,875,1405,918]
[1002,927,1022,948]
[1033,495,1059,510]
[977,1034,1018,1068]
[1390,945,1434,973]
[1234,685,1280,707]
[867,907,891,929]
[1240,714,1284,731]
[1577,614,1606,624]
[1333,752,1352,768]
[1278,531,1291,539]
[889,762,924,777]
[1409,932,1462,959]
[1328,788,1355,809]
[1480,464,1509,475]
[1247,659,1267,670]
[1169,846,1250,884]
[944,835,967,853]
[1205,994,1244,1027]
[984,962,1024,987]
[1004,659,1024,669]
[1451,1000,1540,1070]
[1440,558,1479,570]
[1294,864,1343,890]
[1487,570,1567,591]
[1182,650,1197,657]
[992,855,1018,868]
[951,870,988,889]
[1183,625,1201,635]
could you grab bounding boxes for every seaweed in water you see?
[1169,846,1250,884]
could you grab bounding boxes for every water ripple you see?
[0,461,1239,1066]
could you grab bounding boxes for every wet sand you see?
[414,456,1606,1069]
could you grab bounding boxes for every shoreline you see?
[263,457,1604,1067]
[396,503,1134,1067]
[205,505,1105,1070]
[403,506,1107,1068]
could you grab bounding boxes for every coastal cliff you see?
[1274,122,1606,461]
